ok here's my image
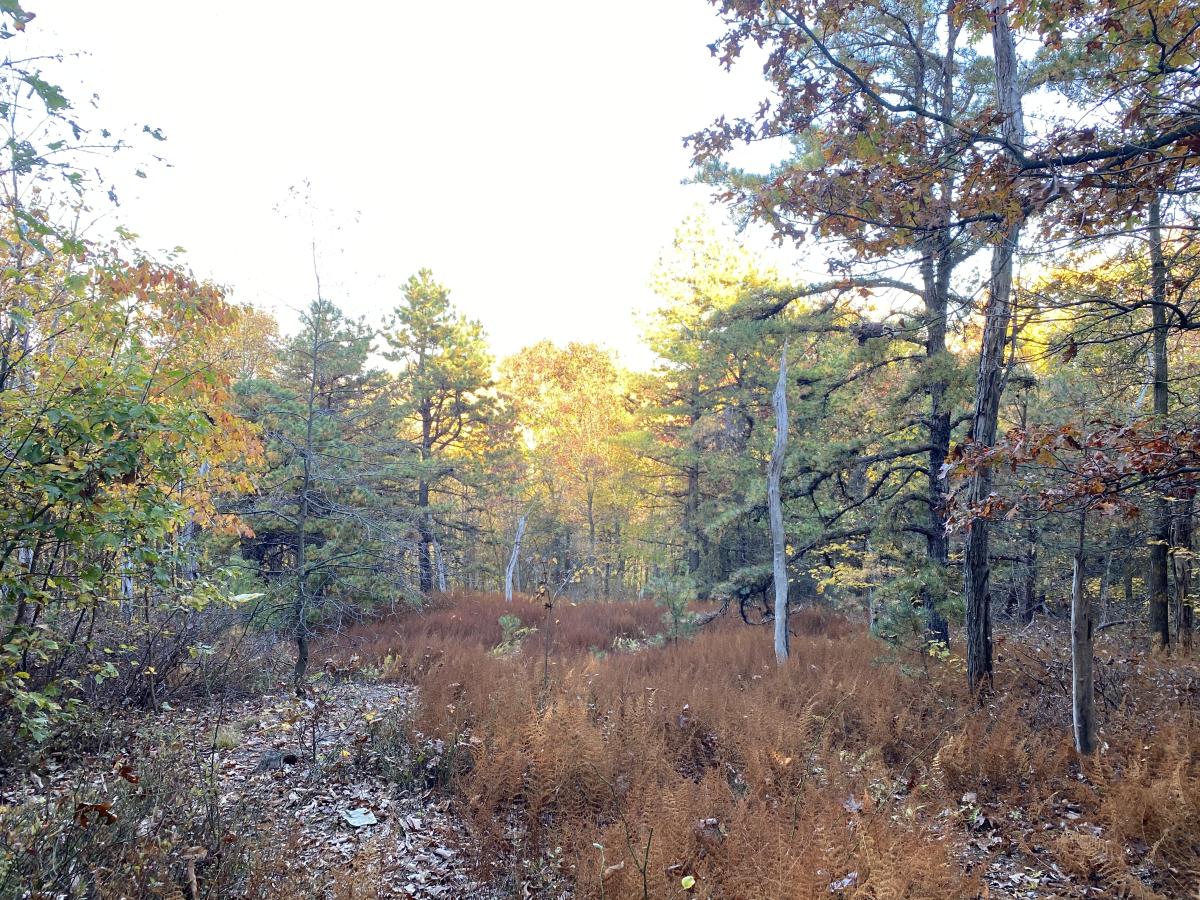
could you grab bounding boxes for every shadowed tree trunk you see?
[1148,192,1171,650]
[1071,510,1097,755]
[685,372,703,577]
[417,406,435,596]
[1174,495,1194,651]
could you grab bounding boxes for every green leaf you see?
[23,73,69,112]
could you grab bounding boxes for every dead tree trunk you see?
[505,514,527,603]
[768,341,790,665]
[1071,511,1097,755]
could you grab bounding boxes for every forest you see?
[1,0,1199,897]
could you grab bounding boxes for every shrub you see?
[0,730,262,898]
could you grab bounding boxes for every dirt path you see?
[188,681,500,898]
[2,681,501,899]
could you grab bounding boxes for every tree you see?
[501,342,638,599]
[1147,193,1172,649]
[236,298,398,693]
[689,0,998,645]
[637,215,783,590]
[383,269,496,595]
[1,233,260,734]
[961,0,1028,695]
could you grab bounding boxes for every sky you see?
[17,1,795,368]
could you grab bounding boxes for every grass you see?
[213,724,242,750]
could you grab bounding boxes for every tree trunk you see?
[965,0,1025,694]
[433,539,448,593]
[1016,393,1039,625]
[864,537,877,633]
[921,246,952,647]
[293,314,321,695]
[916,14,960,648]
[1020,514,1039,624]
[1098,549,1114,627]
[768,342,790,665]
[685,462,701,576]
[1071,511,1097,755]
[615,521,625,598]
[685,371,703,576]
[1148,193,1171,650]
[587,483,598,601]
[418,478,434,595]
[1173,494,1194,651]
[505,514,527,602]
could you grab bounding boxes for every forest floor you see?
[5,597,1198,899]
[177,681,503,898]
[1,681,511,899]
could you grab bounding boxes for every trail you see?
[193,681,499,898]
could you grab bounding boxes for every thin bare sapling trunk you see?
[505,514,527,602]
[769,341,790,665]
[1072,510,1097,755]
[293,305,321,696]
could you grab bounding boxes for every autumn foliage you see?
[325,594,1200,898]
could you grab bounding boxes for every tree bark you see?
[417,482,434,595]
[685,371,703,577]
[433,539,448,593]
[1019,515,1039,624]
[769,341,790,665]
[964,0,1025,694]
[922,246,952,647]
[916,12,959,648]
[1071,511,1097,755]
[1124,547,1135,604]
[1017,393,1039,625]
[1148,192,1171,650]
[615,521,625,598]
[505,514,527,602]
[1173,494,1194,651]
[1098,549,1114,627]
[587,483,598,601]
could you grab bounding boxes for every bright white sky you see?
[18,1,797,367]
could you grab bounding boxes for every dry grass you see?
[325,593,1200,899]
